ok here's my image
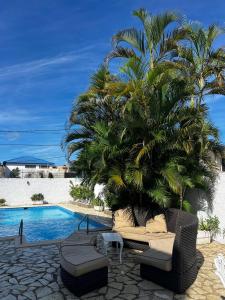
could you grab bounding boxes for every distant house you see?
[2,156,55,178]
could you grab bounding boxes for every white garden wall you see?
[187,172,225,244]
[209,173,225,243]
[0,178,81,206]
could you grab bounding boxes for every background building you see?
[2,156,68,178]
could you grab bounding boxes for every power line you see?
[0,129,66,133]
[0,144,59,147]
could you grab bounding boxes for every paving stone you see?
[0,281,10,288]
[29,281,42,287]
[43,273,53,281]
[123,284,139,295]
[40,292,64,300]
[19,277,36,285]
[18,296,27,300]
[98,286,107,294]
[35,286,52,298]
[49,281,59,291]
[108,281,123,290]
[1,295,17,300]
[8,278,18,285]
[120,294,137,300]
[47,267,56,273]
[23,291,36,300]
[105,287,121,299]
[138,280,164,290]
[154,290,174,300]
[38,278,49,285]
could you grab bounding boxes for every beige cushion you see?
[62,232,97,246]
[60,245,108,277]
[115,230,149,242]
[114,227,174,244]
[114,226,146,234]
[145,214,167,233]
[114,208,135,228]
[136,248,172,271]
[149,234,175,254]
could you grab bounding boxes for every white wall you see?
[0,178,81,206]
[187,172,225,244]
[210,173,225,243]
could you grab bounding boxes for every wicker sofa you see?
[113,207,198,293]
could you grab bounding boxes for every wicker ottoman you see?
[60,244,108,296]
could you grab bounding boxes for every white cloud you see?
[0,45,100,80]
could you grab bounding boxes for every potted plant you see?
[198,216,220,244]
[31,193,44,205]
[92,197,104,211]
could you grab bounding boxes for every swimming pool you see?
[0,206,105,242]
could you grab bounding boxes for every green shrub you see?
[199,216,220,240]
[91,197,104,206]
[31,193,44,201]
[70,182,94,201]
[0,198,6,206]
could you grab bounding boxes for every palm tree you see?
[64,9,224,211]
[106,8,183,70]
[174,23,225,107]
[64,66,125,181]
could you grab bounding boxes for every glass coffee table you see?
[101,232,124,263]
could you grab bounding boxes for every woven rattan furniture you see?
[112,206,166,250]
[113,207,198,293]
[139,209,198,293]
[60,233,108,296]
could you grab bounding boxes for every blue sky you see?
[0,0,224,165]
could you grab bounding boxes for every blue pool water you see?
[0,206,105,242]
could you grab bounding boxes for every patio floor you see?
[0,238,225,300]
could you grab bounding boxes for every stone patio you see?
[0,237,225,300]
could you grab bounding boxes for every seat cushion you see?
[114,207,135,228]
[60,245,108,277]
[62,232,97,246]
[113,226,146,234]
[136,248,172,271]
[114,226,174,244]
[146,214,167,233]
[148,234,175,254]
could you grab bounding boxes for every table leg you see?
[119,242,123,263]
[104,241,108,256]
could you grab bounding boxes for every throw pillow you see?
[114,207,135,228]
[145,214,167,233]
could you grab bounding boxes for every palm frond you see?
[105,47,138,64]
[112,28,145,54]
